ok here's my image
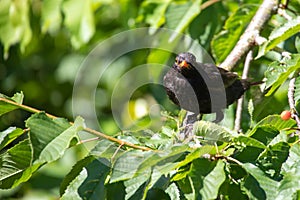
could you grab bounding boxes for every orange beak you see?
[179,60,189,68]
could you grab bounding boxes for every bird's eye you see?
[175,58,178,64]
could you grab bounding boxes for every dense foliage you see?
[1,0,300,199]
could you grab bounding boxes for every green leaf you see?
[234,126,279,163]
[26,112,71,161]
[11,92,24,104]
[211,4,258,64]
[39,117,85,162]
[135,144,189,177]
[60,156,95,196]
[150,162,178,188]
[165,0,202,41]
[257,142,290,179]
[265,54,300,96]
[188,159,225,199]
[199,160,226,199]
[277,144,300,199]
[242,163,279,199]
[189,4,223,50]
[41,0,63,35]
[62,0,95,49]
[175,145,215,170]
[165,183,180,200]
[242,174,267,200]
[78,158,111,200]
[61,168,88,200]
[255,115,296,130]
[193,121,236,143]
[90,140,122,159]
[281,143,300,174]
[294,76,300,107]
[0,0,32,58]
[37,116,84,163]
[110,150,148,183]
[248,99,254,126]
[0,92,24,116]
[248,125,279,146]
[0,139,33,189]
[257,16,300,58]
[296,35,300,53]
[234,135,266,149]
[136,0,171,30]
[124,168,151,200]
[276,171,300,200]
[0,127,24,151]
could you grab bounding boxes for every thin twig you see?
[277,7,293,20]
[200,0,221,10]
[288,75,300,128]
[111,142,124,163]
[77,137,100,145]
[220,0,279,70]
[0,97,153,151]
[234,50,253,132]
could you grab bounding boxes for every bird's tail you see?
[250,80,264,86]
[241,79,264,90]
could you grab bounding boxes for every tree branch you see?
[0,97,153,151]
[288,75,300,129]
[219,0,279,70]
[234,50,253,132]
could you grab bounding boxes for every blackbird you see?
[163,52,251,122]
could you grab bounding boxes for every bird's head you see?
[173,52,196,73]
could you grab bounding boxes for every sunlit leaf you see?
[61,169,88,200]
[281,143,300,174]
[165,0,202,41]
[136,0,171,31]
[0,127,24,151]
[0,92,24,116]
[255,115,296,130]
[62,0,95,48]
[60,155,95,196]
[166,183,180,200]
[26,112,71,161]
[0,0,32,58]
[135,144,189,177]
[189,159,225,199]
[0,139,33,189]
[242,163,279,199]
[234,135,266,149]
[78,159,110,200]
[124,168,151,200]
[276,144,300,199]
[193,121,236,143]
[90,140,122,159]
[257,142,290,179]
[211,4,258,64]
[199,160,226,199]
[257,17,300,58]
[110,150,148,183]
[265,54,300,96]
[294,76,300,107]
[41,0,63,35]
[37,116,84,163]
[175,145,215,170]
[296,35,300,53]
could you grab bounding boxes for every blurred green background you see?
[0,0,296,199]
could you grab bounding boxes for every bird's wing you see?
[196,62,239,87]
